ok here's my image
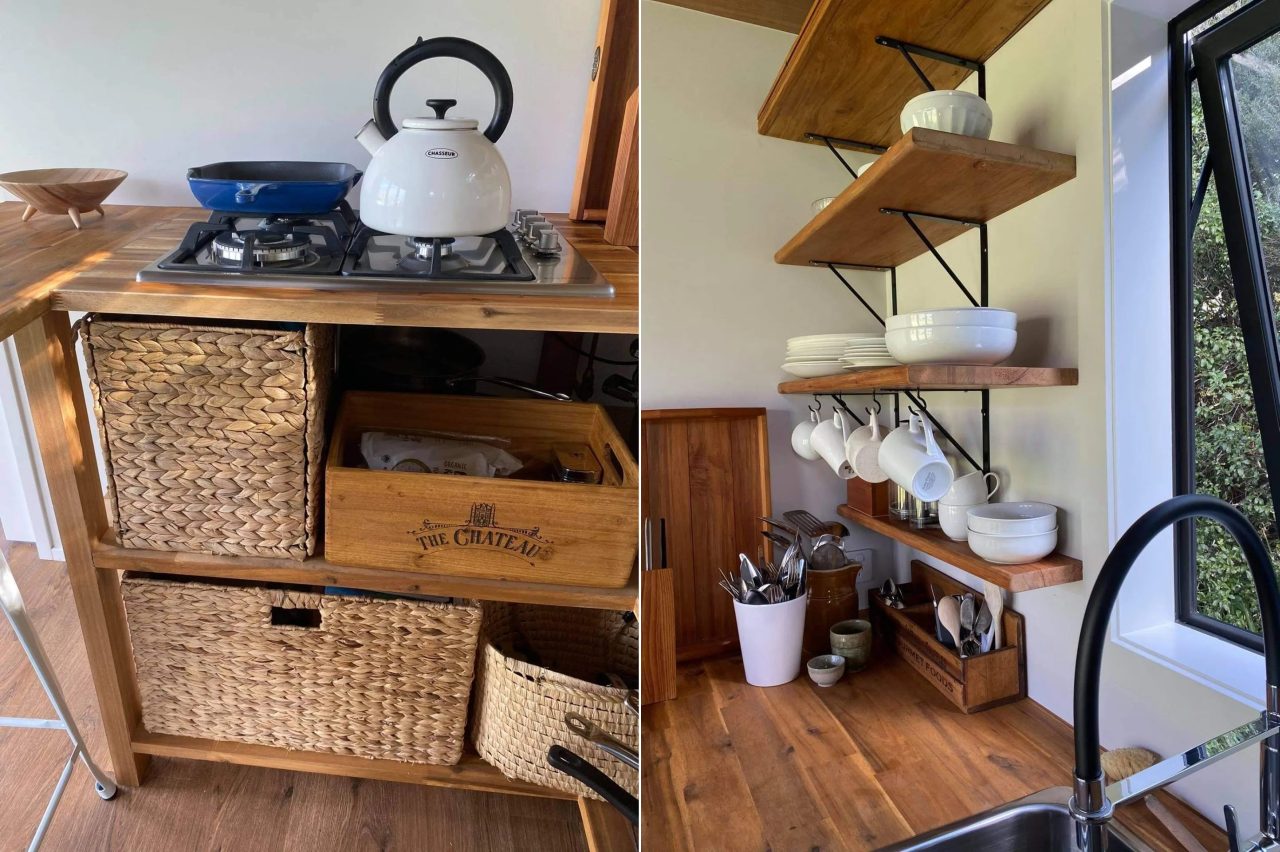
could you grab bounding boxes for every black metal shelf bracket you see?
[880,208,986,308]
[904,390,990,475]
[808,262,897,329]
[874,36,986,100]
[805,132,888,159]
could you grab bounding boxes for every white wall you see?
[640,1,894,589]
[0,0,599,212]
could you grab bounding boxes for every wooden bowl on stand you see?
[0,168,127,229]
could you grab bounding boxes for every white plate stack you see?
[782,333,878,378]
[839,336,898,369]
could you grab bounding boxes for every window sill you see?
[1116,620,1264,710]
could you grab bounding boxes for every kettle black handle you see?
[373,37,513,143]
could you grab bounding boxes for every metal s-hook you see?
[810,396,822,415]
[870,390,883,414]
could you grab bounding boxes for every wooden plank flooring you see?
[642,656,1225,851]
[0,536,588,851]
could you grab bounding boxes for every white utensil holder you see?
[733,592,808,687]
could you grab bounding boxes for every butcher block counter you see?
[0,201,638,336]
[0,200,638,850]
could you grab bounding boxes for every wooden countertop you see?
[643,655,1225,851]
[0,202,637,338]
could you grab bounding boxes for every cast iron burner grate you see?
[156,201,358,275]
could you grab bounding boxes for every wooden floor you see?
[0,536,588,851]
[642,656,1225,851]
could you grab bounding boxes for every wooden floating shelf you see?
[837,505,1082,592]
[776,129,1076,268]
[93,538,638,612]
[758,0,1054,147]
[778,365,1078,394]
[131,727,571,799]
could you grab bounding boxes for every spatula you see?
[937,595,961,650]
[983,580,1004,649]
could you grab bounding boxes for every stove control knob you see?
[519,215,547,239]
[512,208,538,228]
[533,228,562,256]
[526,221,554,244]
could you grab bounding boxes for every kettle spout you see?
[356,119,387,155]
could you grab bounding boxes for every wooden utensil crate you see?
[121,573,482,765]
[871,561,1026,713]
[324,392,639,587]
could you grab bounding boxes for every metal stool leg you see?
[0,549,117,851]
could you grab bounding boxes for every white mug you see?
[844,408,887,483]
[791,409,821,460]
[811,410,855,479]
[940,471,1000,506]
[878,413,954,502]
[938,502,976,541]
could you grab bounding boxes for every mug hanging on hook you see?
[792,402,822,461]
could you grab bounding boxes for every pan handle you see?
[546,746,637,825]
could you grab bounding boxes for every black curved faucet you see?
[1069,494,1280,851]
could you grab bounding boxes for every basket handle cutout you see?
[603,442,626,485]
[270,606,322,629]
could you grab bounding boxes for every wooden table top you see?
[0,202,637,338]
[644,655,1225,851]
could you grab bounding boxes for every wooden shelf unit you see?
[777,364,1078,394]
[775,129,1075,268]
[130,728,572,800]
[836,505,1081,591]
[92,538,639,612]
[757,0,1054,148]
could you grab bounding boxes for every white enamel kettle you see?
[356,37,514,238]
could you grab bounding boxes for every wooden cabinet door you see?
[641,408,770,660]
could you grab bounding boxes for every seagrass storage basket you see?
[122,574,482,765]
[79,317,332,560]
[472,602,638,798]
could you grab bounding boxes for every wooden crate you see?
[324,392,638,588]
[871,561,1026,713]
[845,477,890,517]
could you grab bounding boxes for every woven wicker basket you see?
[79,317,332,560]
[472,603,638,799]
[122,575,482,765]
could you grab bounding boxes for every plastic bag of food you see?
[360,431,523,478]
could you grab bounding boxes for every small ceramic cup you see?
[940,470,1000,506]
[830,618,872,671]
[845,407,888,483]
[811,409,856,479]
[807,654,846,687]
[791,408,821,461]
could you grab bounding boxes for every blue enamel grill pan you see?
[187,161,362,215]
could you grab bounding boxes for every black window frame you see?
[1173,0,1280,652]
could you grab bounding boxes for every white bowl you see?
[813,196,835,215]
[967,502,1059,536]
[968,527,1058,564]
[856,161,875,177]
[886,308,1017,331]
[901,90,993,139]
[939,502,979,541]
[885,325,1016,365]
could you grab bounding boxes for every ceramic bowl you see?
[812,196,835,215]
[968,527,1059,564]
[967,502,1059,536]
[885,325,1017,365]
[939,502,979,541]
[900,90,993,139]
[856,161,875,177]
[886,308,1017,331]
[807,654,847,687]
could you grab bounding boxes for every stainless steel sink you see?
[877,789,1151,852]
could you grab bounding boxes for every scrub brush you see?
[1101,747,1208,852]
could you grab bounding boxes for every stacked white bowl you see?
[900,90,993,139]
[966,502,1059,564]
[885,308,1017,365]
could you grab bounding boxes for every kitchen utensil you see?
[900,89,993,138]
[186,161,361,215]
[791,409,821,460]
[940,471,1001,506]
[959,594,977,657]
[967,527,1059,564]
[939,502,980,541]
[886,308,1017,330]
[0,167,128,229]
[885,325,1017,365]
[783,510,831,539]
[732,592,808,686]
[803,559,860,657]
[761,529,793,553]
[936,596,961,648]
[546,746,638,824]
[878,413,954,502]
[966,502,1059,535]
[807,654,846,687]
[880,578,905,610]
[983,581,1004,650]
[845,408,888,483]
[829,619,872,671]
[564,712,639,770]
[810,534,847,572]
[810,410,856,479]
[357,37,514,237]
[739,553,762,588]
[760,516,800,536]
[974,600,993,654]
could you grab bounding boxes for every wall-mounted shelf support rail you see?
[874,36,986,99]
[881,208,987,307]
